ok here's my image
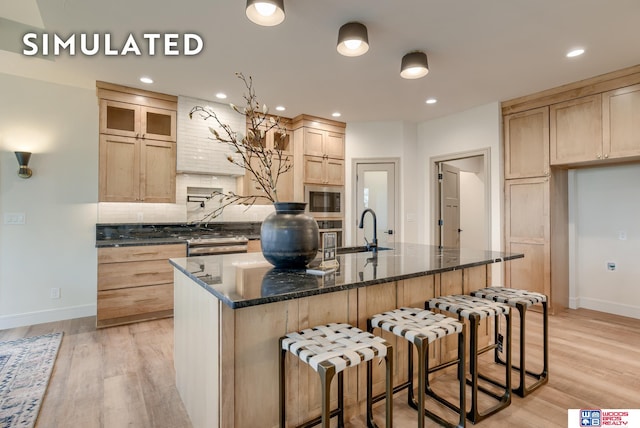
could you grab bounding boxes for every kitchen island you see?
[170,243,523,428]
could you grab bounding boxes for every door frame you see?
[351,157,401,245]
[430,148,492,250]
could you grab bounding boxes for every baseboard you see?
[575,297,640,320]
[0,304,96,330]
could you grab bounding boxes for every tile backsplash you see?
[97,174,274,224]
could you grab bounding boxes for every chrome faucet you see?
[358,208,378,252]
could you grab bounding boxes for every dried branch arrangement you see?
[189,73,291,220]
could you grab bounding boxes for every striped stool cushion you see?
[471,287,547,308]
[370,308,463,344]
[428,295,510,320]
[282,323,389,374]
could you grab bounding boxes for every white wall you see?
[0,73,98,328]
[416,102,503,281]
[570,164,640,319]
[345,121,417,245]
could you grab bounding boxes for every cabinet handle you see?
[142,134,146,139]
[604,154,609,159]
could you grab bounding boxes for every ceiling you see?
[1,0,639,123]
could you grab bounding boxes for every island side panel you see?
[174,269,220,428]
[230,289,354,427]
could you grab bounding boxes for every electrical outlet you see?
[607,262,616,271]
[4,212,26,224]
[619,231,627,241]
[50,288,61,299]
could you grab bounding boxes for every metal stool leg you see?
[280,338,286,428]
[318,362,336,428]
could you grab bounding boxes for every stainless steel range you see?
[182,234,249,256]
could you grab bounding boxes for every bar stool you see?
[470,287,549,397]
[279,323,393,428]
[427,295,512,424]
[368,308,466,428]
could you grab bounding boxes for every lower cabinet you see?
[97,243,186,328]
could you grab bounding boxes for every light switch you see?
[619,231,627,241]
[4,212,26,225]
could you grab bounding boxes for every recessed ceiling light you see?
[275,106,286,111]
[426,98,437,104]
[215,92,227,99]
[139,76,153,84]
[566,48,585,58]
[332,112,341,118]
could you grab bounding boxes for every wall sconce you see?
[400,51,429,79]
[246,0,285,26]
[337,22,369,57]
[15,151,33,178]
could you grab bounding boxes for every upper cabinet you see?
[602,83,640,160]
[504,107,549,179]
[241,116,294,203]
[550,94,603,165]
[100,100,176,142]
[97,81,177,203]
[291,115,346,187]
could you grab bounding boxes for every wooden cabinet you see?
[246,239,261,253]
[97,243,186,328]
[603,83,640,160]
[550,94,603,165]
[290,116,346,188]
[97,81,177,203]
[504,107,550,178]
[240,118,294,203]
[302,127,345,185]
[504,175,568,313]
[99,135,177,202]
[100,99,176,142]
[302,155,344,186]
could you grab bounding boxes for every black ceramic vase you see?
[260,202,319,268]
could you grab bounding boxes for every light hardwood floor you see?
[1,308,638,427]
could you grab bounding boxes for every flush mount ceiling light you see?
[337,22,369,57]
[246,0,285,26]
[215,92,227,99]
[566,48,585,58]
[139,76,153,84]
[400,51,429,79]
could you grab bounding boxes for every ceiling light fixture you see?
[245,0,285,26]
[276,106,286,111]
[332,112,341,117]
[566,48,585,58]
[337,22,369,57]
[139,76,153,84]
[426,98,437,104]
[400,51,429,79]
[215,93,227,99]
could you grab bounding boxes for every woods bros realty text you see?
[22,33,204,56]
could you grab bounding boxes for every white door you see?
[440,163,460,248]
[355,162,396,247]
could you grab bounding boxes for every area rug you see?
[0,332,63,428]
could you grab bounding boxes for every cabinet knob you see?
[604,154,609,159]
[596,153,601,159]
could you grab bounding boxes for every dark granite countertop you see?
[95,222,261,248]
[169,243,524,309]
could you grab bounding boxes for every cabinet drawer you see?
[98,259,174,290]
[97,283,173,324]
[98,243,186,263]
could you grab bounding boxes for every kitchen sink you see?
[336,246,392,254]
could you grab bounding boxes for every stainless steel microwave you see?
[304,185,344,218]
